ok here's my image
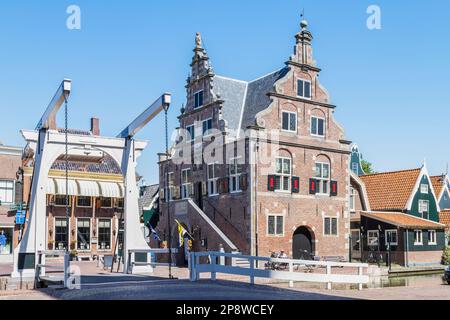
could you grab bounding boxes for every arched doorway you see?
[292,226,314,260]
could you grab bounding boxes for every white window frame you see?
[349,187,356,212]
[275,157,291,193]
[76,217,92,252]
[420,184,429,194]
[385,229,398,246]
[323,216,338,236]
[0,180,15,205]
[367,230,379,247]
[166,172,175,202]
[76,196,92,208]
[186,124,195,142]
[310,116,325,137]
[97,218,112,251]
[207,163,219,197]
[297,79,312,99]
[229,157,243,193]
[414,229,423,245]
[266,214,285,237]
[194,90,204,109]
[181,168,193,199]
[53,217,71,251]
[281,111,297,133]
[202,118,213,137]
[428,230,437,245]
[418,199,429,215]
[315,162,330,195]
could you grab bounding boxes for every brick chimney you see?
[90,117,100,136]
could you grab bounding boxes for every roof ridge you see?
[361,168,421,177]
[248,68,284,83]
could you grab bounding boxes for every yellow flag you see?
[176,219,187,247]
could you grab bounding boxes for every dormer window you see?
[297,79,311,99]
[194,90,204,109]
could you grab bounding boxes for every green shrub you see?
[442,246,450,265]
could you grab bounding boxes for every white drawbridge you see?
[12,79,171,279]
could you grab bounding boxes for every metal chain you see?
[64,95,70,254]
[164,107,172,278]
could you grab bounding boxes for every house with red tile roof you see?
[430,174,450,211]
[349,152,446,266]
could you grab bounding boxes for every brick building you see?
[157,19,352,265]
[0,144,23,263]
[20,119,127,260]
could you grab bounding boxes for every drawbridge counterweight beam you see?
[36,79,72,130]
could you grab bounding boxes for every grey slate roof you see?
[211,67,290,132]
[138,184,159,214]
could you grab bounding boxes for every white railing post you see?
[249,257,255,285]
[195,255,200,280]
[289,261,294,288]
[211,253,217,281]
[326,264,332,290]
[358,266,363,291]
[64,252,70,288]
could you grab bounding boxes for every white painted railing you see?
[189,251,369,290]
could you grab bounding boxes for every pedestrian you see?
[0,231,6,254]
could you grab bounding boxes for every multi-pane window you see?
[349,187,356,212]
[418,200,429,216]
[414,230,423,245]
[275,157,291,192]
[55,218,68,251]
[0,180,14,204]
[420,184,429,194]
[98,219,111,250]
[202,118,212,135]
[428,230,436,245]
[311,116,325,137]
[267,215,284,236]
[194,90,204,108]
[166,172,174,201]
[77,196,92,208]
[324,217,338,236]
[54,195,71,207]
[367,230,379,247]
[100,197,112,208]
[77,218,91,250]
[186,125,195,142]
[181,169,193,199]
[297,79,311,99]
[207,164,219,196]
[281,112,297,132]
[385,230,398,245]
[351,230,360,251]
[229,158,243,193]
[315,162,330,195]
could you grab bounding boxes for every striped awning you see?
[46,178,123,198]
[77,180,101,197]
[98,181,124,198]
[54,178,78,196]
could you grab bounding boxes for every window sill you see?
[413,243,423,246]
[266,234,285,237]
[230,190,242,194]
[310,134,325,139]
[281,130,297,134]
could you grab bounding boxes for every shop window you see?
[77,219,91,250]
[77,196,92,208]
[98,219,111,250]
[55,218,68,251]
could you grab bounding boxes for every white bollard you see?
[219,245,225,265]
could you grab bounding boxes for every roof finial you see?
[422,157,427,167]
[195,32,202,49]
[300,9,308,30]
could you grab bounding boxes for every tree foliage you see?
[361,160,375,174]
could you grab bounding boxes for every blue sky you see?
[0,0,449,184]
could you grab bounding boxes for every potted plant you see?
[69,249,78,261]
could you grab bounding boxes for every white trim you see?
[76,217,92,252]
[266,213,285,237]
[274,156,292,193]
[297,78,312,100]
[97,218,113,251]
[428,230,437,245]
[229,157,243,194]
[315,161,330,195]
[405,165,441,213]
[281,111,297,133]
[367,230,379,247]
[0,179,15,205]
[207,163,219,197]
[323,216,339,237]
[53,217,71,251]
[310,116,325,138]
[181,168,193,199]
[420,183,429,194]
[385,229,398,246]
[413,229,423,246]
[350,171,371,211]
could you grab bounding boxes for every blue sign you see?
[15,210,26,225]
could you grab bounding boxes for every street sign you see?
[15,210,26,225]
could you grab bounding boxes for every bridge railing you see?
[189,251,369,290]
